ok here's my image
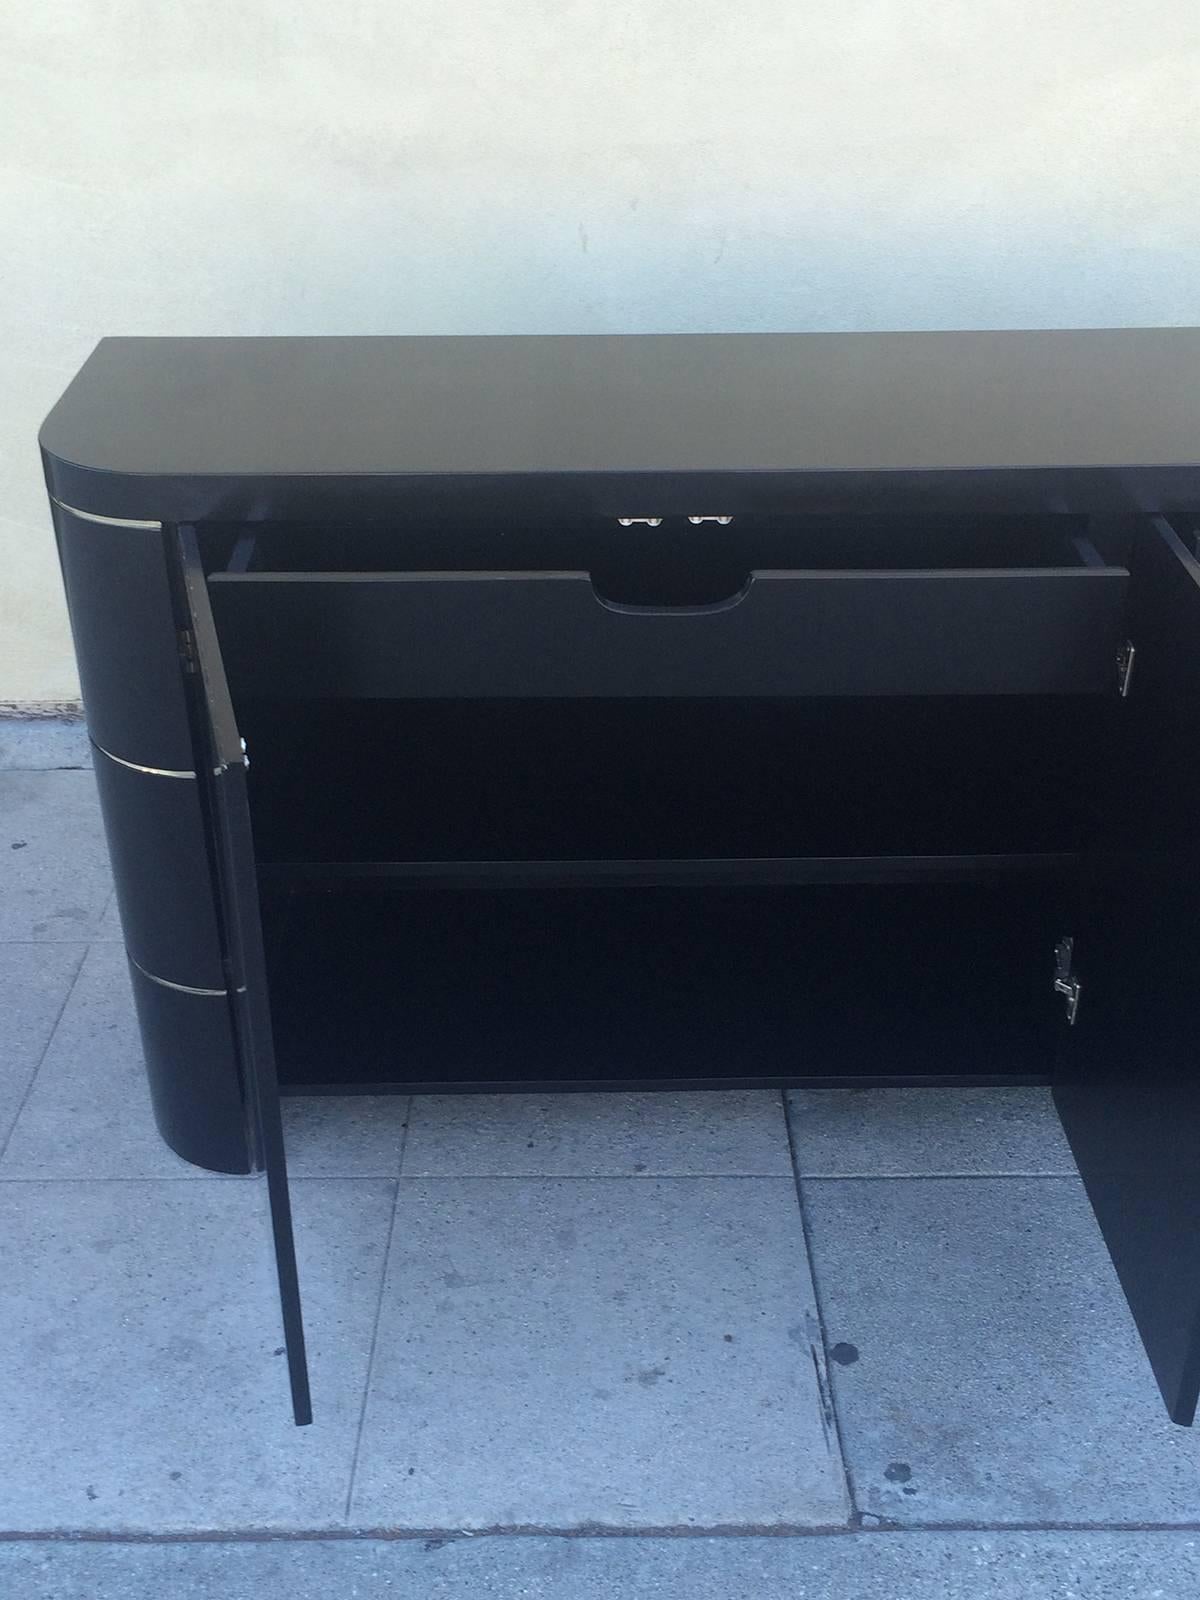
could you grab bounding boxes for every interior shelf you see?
[257,852,1079,889]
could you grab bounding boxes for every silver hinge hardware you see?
[1117,640,1136,699]
[178,628,198,674]
[687,515,734,525]
[616,517,663,527]
[1054,937,1081,1025]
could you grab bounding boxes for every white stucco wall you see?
[3,1,1198,702]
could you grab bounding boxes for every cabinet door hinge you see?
[178,627,198,674]
[1054,936,1081,1025]
[1117,640,1136,698]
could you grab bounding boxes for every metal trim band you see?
[51,497,162,532]
[128,954,228,998]
[92,739,196,780]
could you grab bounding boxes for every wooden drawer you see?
[208,565,1128,699]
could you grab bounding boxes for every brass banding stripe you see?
[92,739,196,780]
[128,954,228,998]
[51,497,162,532]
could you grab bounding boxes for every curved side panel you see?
[128,958,252,1174]
[52,502,193,771]
[92,748,227,991]
[51,501,251,1172]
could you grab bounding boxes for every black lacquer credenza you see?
[40,331,1200,1427]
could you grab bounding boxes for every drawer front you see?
[208,567,1129,700]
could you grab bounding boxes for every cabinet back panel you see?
[262,882,1065,1090]
[240,695,1111,865]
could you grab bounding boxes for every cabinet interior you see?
[200,511,1127,1093]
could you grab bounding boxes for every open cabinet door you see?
[1055,515,1200,1425]
[177,528,313,1426]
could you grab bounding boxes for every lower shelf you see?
[258,852,1077,889]
[261,881,1068,1091]
[279,1073,1051,1094]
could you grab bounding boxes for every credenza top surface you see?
[39,330,1200,521]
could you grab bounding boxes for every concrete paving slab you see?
[403,1090,792,1177]
[788,1086,1077,1176]
[804,1175,1200,1524]
[352,1176,848,1530]
[0,770,111,939]
[0,1177,394,1531]
[1,952,412,1181]
[94,889,123,940]
[2,1530,1199,1599]
[0,943,197,1179]
[0,941,84,1151]
[283,1096,411,1177]
[0,715,91,771]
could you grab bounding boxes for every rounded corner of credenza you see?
[126,955,254,1177]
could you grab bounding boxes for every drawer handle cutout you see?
[590,572,754,615]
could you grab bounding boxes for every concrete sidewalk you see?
[4,1531,1200,1599]
[3,720,1200,1594]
